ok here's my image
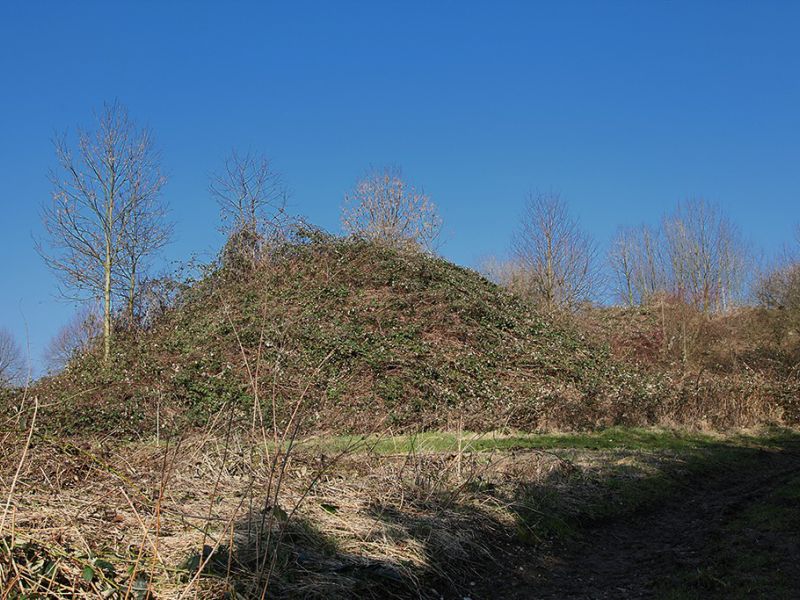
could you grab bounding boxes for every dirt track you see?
[476,442,800,599]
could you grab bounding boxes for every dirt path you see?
[477,444,800,599]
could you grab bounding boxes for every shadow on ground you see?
[206,431,800,599]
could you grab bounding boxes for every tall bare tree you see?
[663,199,748,313]
[211,149,287,266]
[0,328,23,387]
[342,166,442,251]
[755,228,800,312]
[609,227,637,307]
[511,192,598,311]
[38,102,166,360]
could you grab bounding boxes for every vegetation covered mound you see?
[19,233,795,437]
[24,234,653,436]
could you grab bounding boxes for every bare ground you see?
[474,441,800,600]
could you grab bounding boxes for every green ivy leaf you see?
[95,559,116,577]
[82,565,95,582]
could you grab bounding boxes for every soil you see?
[470,442,800,600]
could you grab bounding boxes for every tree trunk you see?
[127,263,136,326]
[103,191,114,362]
[103,240,112,361]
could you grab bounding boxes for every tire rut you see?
[483,445,800,599]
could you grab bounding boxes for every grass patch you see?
[299,426,796,456]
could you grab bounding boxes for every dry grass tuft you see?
[0,418,580,598]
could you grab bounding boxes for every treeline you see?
[485,193,756,314]
[0,101,798,383]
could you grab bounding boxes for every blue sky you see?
[1,1,799,375]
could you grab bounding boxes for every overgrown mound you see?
[27,234,659,436]
[26,233,795,437]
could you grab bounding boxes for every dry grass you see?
[0,417,584,598]
[5,418,789,598]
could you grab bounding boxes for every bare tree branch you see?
[116,136,171,325]
[211,149,287,269]
[341,165,442,252]
[43,306,102,373]
[0,328,24,388]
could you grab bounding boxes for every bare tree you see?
[43,306,102,372]
[211,150,287,267]
[609,201,748,313]
[342,165,442,251]
[511,192,598,311]
[663,199,748,313]
[755,228,800,311]
[756,261,800,311]
[38,102,166,360]
[609,224,667,306]
[481,256,528,295]
[0,328,23,387]
[609,227,637,307]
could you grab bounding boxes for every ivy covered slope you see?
[33,234,653,436]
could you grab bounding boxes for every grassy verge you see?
[299,425,797,455]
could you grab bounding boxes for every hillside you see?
[27,233,654,437]
[20,232,797,438]
[4,235,800,599]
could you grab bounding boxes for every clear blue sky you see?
[1,1,799,375]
